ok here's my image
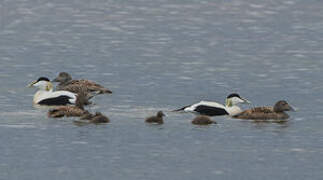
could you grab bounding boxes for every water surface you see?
[1,0,323,179]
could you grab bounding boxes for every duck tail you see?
[172,105,190,112]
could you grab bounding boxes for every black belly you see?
[38,95,73,106]
[194,105,229,116]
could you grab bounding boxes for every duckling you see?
[90,112,110,123]
[145,111,165,124]
[47,92,88,118]
[192,115,217,125]
[233,100,295,120]
[173,93,250,116]
[53,72,112,95]
[80,112,110,124]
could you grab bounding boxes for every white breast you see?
[225,106,242,116]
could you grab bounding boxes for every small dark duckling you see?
[145,111,165,124]
[48,92,88,118]
[80,112,110,124]
[53,72,112,95]
[233,100,295,120]
[90,112,110,124]
[192,115,217,125]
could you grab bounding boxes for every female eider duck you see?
[53,72,112,95]
[145,111,165,124]
[47,92,89,118]
[28,77,77,106]
[174,93,250,116]
[233,100,295,120]
[192,115,217,125]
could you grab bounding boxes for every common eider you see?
[233,100,295,120]
[174,93,250,116]
[28,77,77,106]
[47,92,89,118]
[80,112,110,124]
[145,111,165,124]
[53,72,112,95]
[192,115,217,125]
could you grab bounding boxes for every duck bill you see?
[241,97,251,104]
[27,80,37,87]
[288,105,296,112]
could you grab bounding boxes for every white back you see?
[184,101,225,112]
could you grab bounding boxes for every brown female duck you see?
[53,72,112,95]
[233,100,295,120]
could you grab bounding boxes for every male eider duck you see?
[28,77,77,106]
[53,72,112,95]
[80,112,110,124]
[145,111,165,124]
[192,115,217,125]
[174,93,250,116]
[47,92,89,118]
[233,100,295,120]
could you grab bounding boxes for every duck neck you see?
[59,80,70,86]
[225,105,242,116]
[225,99,233,107]
[33,89,52,104]
[279,112,289,119]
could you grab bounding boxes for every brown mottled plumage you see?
[80,112,110,124]
[233,100,295,120]
[192,115,216,125]
[48,107,89,118]
[145,111,165,124]
[47,92,88,118]
[53,72,112,95]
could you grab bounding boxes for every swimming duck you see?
[145,111,165,124]
[28,77,77,106]
[233,100,295,120]
[53,72,112,95]
[173,93,250,116]
[80,112,110,123]
[47,92,89,118]
[192,115,217,125]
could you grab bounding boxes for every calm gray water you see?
[1,0,323,179]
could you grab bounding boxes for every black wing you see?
[38,95,73,106]
[194,105,229,116]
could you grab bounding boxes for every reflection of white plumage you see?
[28,77,77,106]
[173,93,251,116]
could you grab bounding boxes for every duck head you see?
[157,111,165,118]
[53,72,72,83]
[28,77,53,91]
[225,93,251,107]
[273,100,295,112]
